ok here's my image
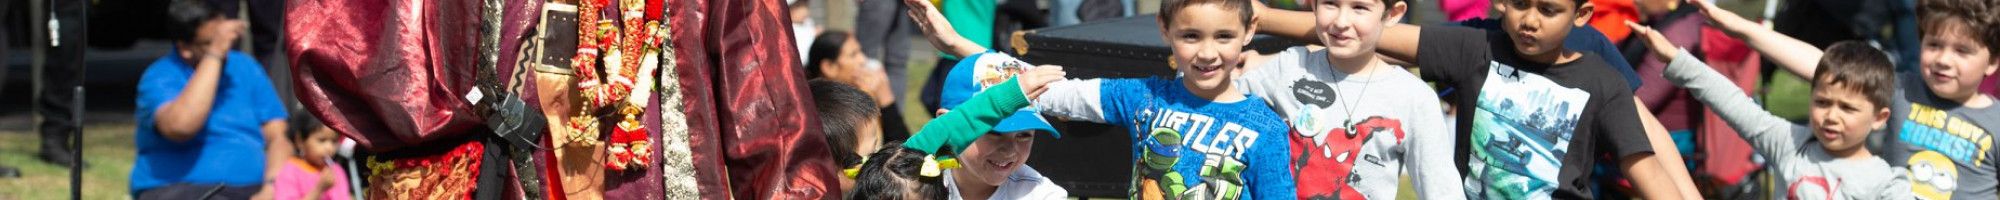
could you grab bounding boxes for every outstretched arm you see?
[1688,0,1820,77]
[1634,21,1808,161]
[905,66,1066,155]
[904,0,988,58]
[1252,0,1319,43]
[1376,24,1423,64]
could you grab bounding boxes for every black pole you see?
[70,86,82,200]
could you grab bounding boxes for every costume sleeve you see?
[703,0,842,198]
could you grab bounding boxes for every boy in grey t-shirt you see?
[1671,0,1998,197]
[1241,46,1460,199]
[1235,0,1462,199]
[1635,25,1911,199]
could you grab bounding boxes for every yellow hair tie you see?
[937,158,960,170]
[843,156,869,178]
[918,155,962,177]
[920,155,943,177]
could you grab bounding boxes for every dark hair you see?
[165,0,226,43]
[1812,41,1898,109]
[1158,0,1255,29]
[289,112,330,143]
[811,79,880,167]
[805,30,854,80]
[846,142,949,200]
[1919,0,2000,57]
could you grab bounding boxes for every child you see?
[809,79,886,192]
[847,72,1064,199]
[1236,0,1462,199]
[906,0,1297,199]
[848,141,953,200]
[1369,0,1682,198]
[917,30,1075,198]
[931,59,1071,199]
[274,113,352,200]
[806,31,915,142]
[851,61,1067,200]
[1633,22,1913,198]
[1889,1,2000,197]
[1688,0,1999,197]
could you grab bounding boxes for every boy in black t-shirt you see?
[1368,0,1683,198]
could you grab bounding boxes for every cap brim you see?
[990,109,1060,138]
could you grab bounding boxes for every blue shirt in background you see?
[130,50,288,193]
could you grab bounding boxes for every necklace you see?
[1334,67,1377,127]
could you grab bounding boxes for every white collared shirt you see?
[943,166,1068,200]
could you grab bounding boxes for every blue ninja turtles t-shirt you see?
[1046,78,1296,200]
[1010,53,1294,199]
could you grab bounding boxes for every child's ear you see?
[1573,1,1595,27]
[1873,106,1892,130]
[1984,56,1997,76]
[1245,14,1261,43]
[1385,1,1409,23]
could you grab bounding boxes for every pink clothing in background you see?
[1984,73,1997,98]
[1441,0,1489,21]
[275,158,353,200]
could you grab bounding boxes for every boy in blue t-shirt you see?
[901,0,1296,199]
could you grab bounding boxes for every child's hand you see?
[1626,21,1680,63]
[1687,0,1751,31]
[903,0,984,57]
[1018,65,1067,101]
[902,0,945,37]
[903,0,956,50]
[316,166,339,190]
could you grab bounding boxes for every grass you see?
[0,123,138,200]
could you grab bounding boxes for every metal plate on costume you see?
[540,3,580,70]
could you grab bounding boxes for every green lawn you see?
[0,123,138,200]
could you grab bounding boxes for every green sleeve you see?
[902,77,1032,155]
